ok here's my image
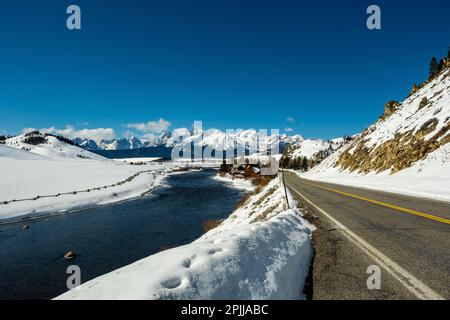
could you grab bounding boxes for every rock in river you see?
[64,251,77,260]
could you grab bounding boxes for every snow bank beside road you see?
[56,179,313,300]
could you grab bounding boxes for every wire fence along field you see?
[0,170,162,205]
[0,160,222,206]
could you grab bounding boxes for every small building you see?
[234,154,280,176]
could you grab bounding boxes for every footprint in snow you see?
[208,248,223,255]
[161,277,182,289]
[182,259,192,268]
[182,254,197,268]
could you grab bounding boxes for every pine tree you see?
[438,59,445,72]
[220,159,229,173]
[429,57,439,79]
[283,157,289,169]
[448,46,450,59]
[301,157,309,172]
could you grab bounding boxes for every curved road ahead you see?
[284,172,450,300]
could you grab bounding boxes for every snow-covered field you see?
[0,144,176,221]
[55,178,313,300]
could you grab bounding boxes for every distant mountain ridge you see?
[73,129,306,152]
[2,128,329,161]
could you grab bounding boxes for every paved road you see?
[284,172,450,300]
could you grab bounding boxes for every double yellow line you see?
[299,179,450,225]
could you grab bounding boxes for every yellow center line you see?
[297,179,450,226]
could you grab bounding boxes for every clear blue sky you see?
[0,0,449,139]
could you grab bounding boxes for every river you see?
[0,169,248,300]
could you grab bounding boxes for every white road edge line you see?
[289,186,444,300]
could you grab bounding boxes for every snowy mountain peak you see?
[74,128,306,152]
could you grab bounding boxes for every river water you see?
[0,169,247,300]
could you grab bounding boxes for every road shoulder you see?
[293,190,417,300]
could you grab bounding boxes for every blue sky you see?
[0,0,449,140]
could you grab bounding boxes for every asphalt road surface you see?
[284,172,450,300]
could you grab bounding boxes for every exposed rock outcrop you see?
[333,64,450,175]
[383,100,400,118]
[336,118,449,174]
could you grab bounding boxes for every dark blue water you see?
[0,169,247,300]
[91,144,288,160]
[92,146,173,159]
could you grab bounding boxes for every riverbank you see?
[0,169,248,300]
[212,173,255,191]
[56,176,314,300]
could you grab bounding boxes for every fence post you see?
[281,167,290,209]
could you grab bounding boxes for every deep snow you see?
[55,178,313,300]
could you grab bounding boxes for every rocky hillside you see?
[336,67,449,174]
[299,57,450,201]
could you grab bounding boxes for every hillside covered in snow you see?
[0,144,48,160]
[290,139,342,160]
[4,131,105,160]
[299,64,450,201]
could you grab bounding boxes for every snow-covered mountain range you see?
[2,126,340,161]
[73,129,306,152]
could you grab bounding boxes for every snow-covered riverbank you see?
[56,177,314,300]
[212,174,255,191]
